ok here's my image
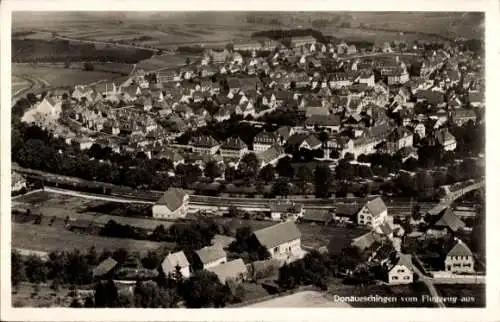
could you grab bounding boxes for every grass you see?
[434,284,485,308]
[12,282,74,308]
[12,63,122,88]
[12,222,163,254]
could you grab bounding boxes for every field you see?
[12,75,32,95]
[434,284,485,308]
[136,53,200,71]
[247,290,351,308]
[12,63,123,88]
[324,27,444,44]
[12,282,76,308]
[12,222,163,254]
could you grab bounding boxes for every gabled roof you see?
[195,246,226,264]
[363,197,387,218]
[253,221,301,250]
[434,207,465,232]
[161,251,190,275]
[257,144,286,164]
[93,257,118,277]
[206,259,248,284]
[351,231,384,250]
[446,239,473,257]
[155,188,188,211]
[190,135,220,148]
[389,254,413,272]
[302,209,331,223]
[221,137,247,151]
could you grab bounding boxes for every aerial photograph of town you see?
[9,11,485,309]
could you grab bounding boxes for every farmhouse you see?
[269,202,304,222]
[206,258,248,284]
[152,188,189,219]
[387,254,414,285]
[252,221,303,262]
[357,197,388,229]
[195,246,227,270]
[93,257,118,279]
[444,238,475,273]
[161,251,191,278]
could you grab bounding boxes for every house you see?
[350,231,385,251]
[357,197,388,229]
[160,251,190,278]
[206,258,248,284]
[252,221,303,262]
[431,207,465,233]
[285,133,322,152]
[444,238,475,273]
[358,70,375,87]
[22,97,62,123]
[152,188,189,219]
[256,144,287,168]
[269,202,304,222]
[190,135,220,155]
[301,209,333,225]
[305,114,341,132]
[450,108,477,126]
[385,127,414,154]
[220,137,248,159]
[92,257,118,279]
[195,246,227,270]
[387,254,414,285]
[290,35,316,47]
[253,131,280,152]
[387,68,410,85]
[155,149,185,167]
[434,129,457,151]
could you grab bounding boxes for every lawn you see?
[434,284,485,308]
[12,64,122,88]
[12,222,164,254]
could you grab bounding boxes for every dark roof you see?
[351,231,384,250]
[195,246,226,264]
[253,221,301,250]
[190,135,219,148]
[155,188,188,211]
[221,137,247,150]
[363,197,387,217]
[415,89,444,105]
[302,209,331,223]
[434,208,465,232]
[389,254,413,272]
[254,131,279,143]
[446,239,473,257]
[92,257,118,277]
[305,114,341,127]
[257,144,286,164]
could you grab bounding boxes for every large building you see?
[252,221,302,262]
[219,137,248,159]
[357,197,388,229]
[152,188,189,219]
[190,135,220,155]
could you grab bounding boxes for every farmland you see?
[12,63,124,88]
[12,222,163,254]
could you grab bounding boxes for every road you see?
[410,258,445,308]
[43,187,154,204]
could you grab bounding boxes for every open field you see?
[12,282,76,308]
[434,284,485,307]
[324,27,444,43]
[12,75,32,95]
[247,290,351,307]
[12,222,163,254]
[136,53,199,71]
[12,64,121,88]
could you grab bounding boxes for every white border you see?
[1,1,500,321]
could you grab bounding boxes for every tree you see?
[314,164,333,198]
[11,251,26,288]
[224,166,237,182]
[411,205,422,221]
[181,271,231,308]
[24,255,48,283]
[185,57,191,65]
[86,246,99,266]
[297,165,313,194]
[276,157,295,178]
[94,280,118,308]
[238,153,260,180]
[204,160,222,181]
[83,62,94,71]
[318,131,330,149]
[228,226,270,261]
[134,280,174,308]
[272,178,291,197]
[141,250,162,270]
[258,164,275,183]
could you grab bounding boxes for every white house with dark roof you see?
[252,221,303,262]
[152,188,189,219]
[269,202,304,222]
[206,258,248,284]
[444,238,475,273]
[357,197,388,228]
[220,137,248,159]
[195,245,227,270]
[387,254,414,285]
[161,251,190,278]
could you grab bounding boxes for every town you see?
[10,12,485,309]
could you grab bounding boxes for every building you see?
[233,41,263,52]
[290,35,316,48]
[301,209,334,225]
[220,137,248,159]
[434,129,457,151]
[269,202,304,222]
[387,254,414,285]
[253,131,280,152]
[432,207,466,233]
[195,246,227,270]
[161,251,191,278]
[152,188,189,219]
[252,221,302,261]
[385,127,414,154]
[92,257,118,279]
[190,135,220,155]
[256,144,287,169]
[22,97,62,123]
[444,238,475,273]
[357,197,388,228]
[305,114,341,132]
[206,258,248,284]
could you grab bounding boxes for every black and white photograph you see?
[1,1,498,320]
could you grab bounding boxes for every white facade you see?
[357,206,388,228]
[443,139,457,151]
[253,143,273,153]
[388,264,413,285]
[445,255,474,273]
[220,147,248,159]
[267,238,302,260]
[359,75,375,87]
[192,145,220,155]
[152,195,189,220]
